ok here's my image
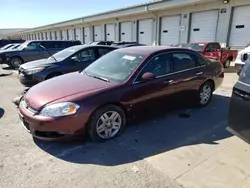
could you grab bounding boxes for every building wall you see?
[5,0,250,48]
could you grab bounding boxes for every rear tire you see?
[87,105,126,142]
[224,59,231,68]
[10,57,23,69]
[197,81,213,107]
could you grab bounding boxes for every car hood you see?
[20,58,56,69]
[25,72,117,111]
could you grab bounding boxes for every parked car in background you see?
[18,45,117,86]
[181,42,238,68]
[228,52,250,144]
[110,41,146,48]
[7,43,21,50]
[0,40,81,68]
[88,41,114,46]
[19,46,224,141]
[0,39,25,48]
[88,41,146,48]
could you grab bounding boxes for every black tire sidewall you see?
[88,105,126,142]
[198,82,213,107]
[11,57,23,68]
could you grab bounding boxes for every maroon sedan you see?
[19,46,224,141]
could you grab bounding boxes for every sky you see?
[0,0,150,29]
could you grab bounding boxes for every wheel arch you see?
[201,79,215,91]
[86,102,128,126]
[9,56,24,63]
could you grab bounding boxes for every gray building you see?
[4,0,250,48]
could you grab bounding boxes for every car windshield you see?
[48,45,85,61]
[181,43,205,52]
[17,41,30,50]
[84,51,145,82]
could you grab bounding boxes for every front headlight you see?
[40,102,80,117]
[25,68,44,75]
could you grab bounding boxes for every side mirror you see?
[242,53,249,62]
[141,72,155,81]
[71,56,79,62]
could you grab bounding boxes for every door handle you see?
[164,80,174,85]
[234,90,250,100]
[196,72,203,76]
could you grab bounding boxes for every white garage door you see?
[56,31,61,40]
[94,25,102,41]
[51,31,56,40]
[160,15,181,46]
[62,30,68,40]
[68,29,74,40]
[138,19,153,45]
[120,22,132,42]
[106,24,116,41]
[74,28,81,41]
[189,10,219,42]
[229,6,250,47]
[46,32,49,40]
[84,27,91,44]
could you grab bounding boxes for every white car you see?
[235,46,250,74]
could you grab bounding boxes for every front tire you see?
[88,105,126,142]
[10,57,23,69]
[197,82,213,107]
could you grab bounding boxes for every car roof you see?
[68,44,118,50]
[115,46,192,55]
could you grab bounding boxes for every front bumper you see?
[235,63,244,75]
[18,72,38,86]
[19,100,89,141]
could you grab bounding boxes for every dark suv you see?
[0,40,81,68]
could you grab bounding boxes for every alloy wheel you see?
[199,84,212,105]
[12,59,22,68]
[96,111,122,139]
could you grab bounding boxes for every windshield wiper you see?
[92,75,110,82]
[83,70,109,82]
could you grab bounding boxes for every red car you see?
[181,42,238,68]
[19,46,224,141]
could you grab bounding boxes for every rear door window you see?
[76,48,96,62]
[172,53,196,72]
[139,53,172,78]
